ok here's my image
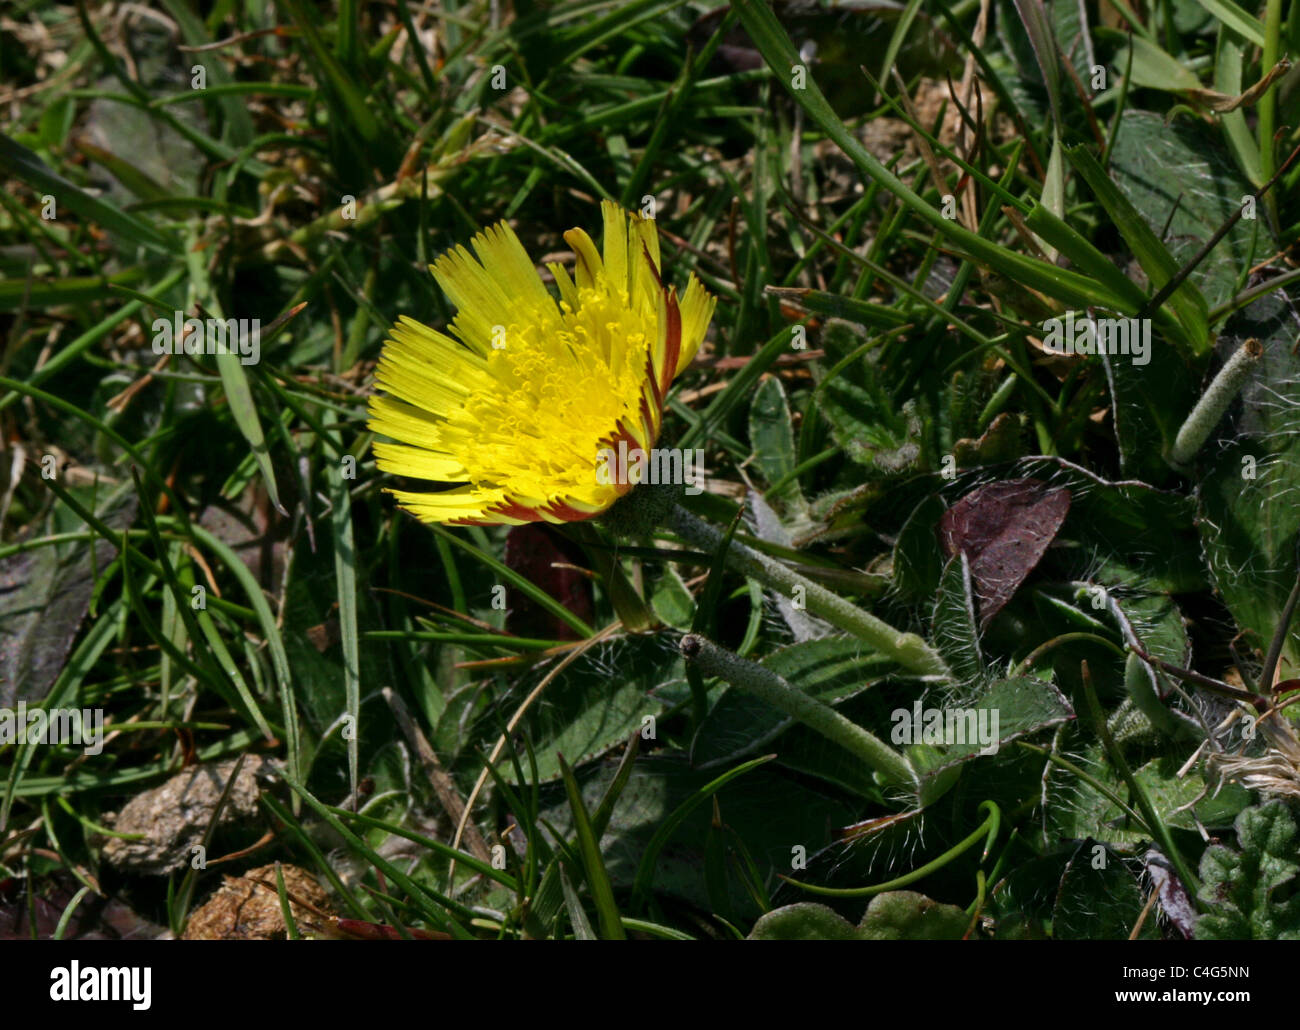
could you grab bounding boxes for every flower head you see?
[368,201,715,525]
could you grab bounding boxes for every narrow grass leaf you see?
[216,353,287,515]
[1193,0,1267,47]
[557,753,625,940]
[0,133,176,254]
[182,523,301,781]
[630,753,775,908]
[558,864,598,940]
[1065,143,1210,353]
[326,410,361,808]
[1012,0,1063,127]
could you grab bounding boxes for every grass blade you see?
[557,753,625,940]
[0,133,177,254]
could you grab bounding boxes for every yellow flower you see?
[368,201,715,525]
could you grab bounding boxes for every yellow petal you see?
[600,199,628,296]
[373,441,467,481]
[677,274,715,376]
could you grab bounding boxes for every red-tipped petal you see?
[489,498,547,523]
[541,499,605,521]
[657,287,682,398]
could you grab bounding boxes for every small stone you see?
[182,864,333,940]
[101,756,275,874]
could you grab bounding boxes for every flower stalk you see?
[1169,337,1263,467]
[667,503,950,680]
[680,634,917,788]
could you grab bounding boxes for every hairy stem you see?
[667,504,950,679]
[1169,337,1262,467]
[680,634,917,787]
[1081,660,1201,900]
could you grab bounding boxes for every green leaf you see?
[184,524,301,782]
[856,890,969,939]
[1215,28,1264,188]
[217,354,286,516]
[494,635,674,784]
[748,376,804,511]
[817,321,922,474]
[558,753,626,940]
[0,268,151,313]
[1036,135,1065,261]
[916,675,1074,794]
[892,494,949,604]
[650,566,695,630]
[1021,456,1206,593]
[766,287,908,329]
[1051,750,1251,844]
[749,891,969,939]
[748,902,860,940]
[931,553,986,686]
[1011,0,1062,127]
[1100,30,1200,91]
[72,140,171,203]
[539,754,854,919]
[279,0,382,146]
[1193,0,1267,47]
[1065,143,1210,354]
[0,133,176,254]
[558,864,597,940]
[1054,845,1157,939]
[1021,203,1168,326]
[1107,110,1264,311]
[278,772,471,937]
[158,0,256,145]
[326,419,360,802]
[1087,551,1197,662]
[1196,801,1300,940]
[680,322,796,449]
[1102,334,1198,482]
[567,524,656,632]
[279,517,395,778]
[1197,294,1300,671]
[629,754,775,909]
